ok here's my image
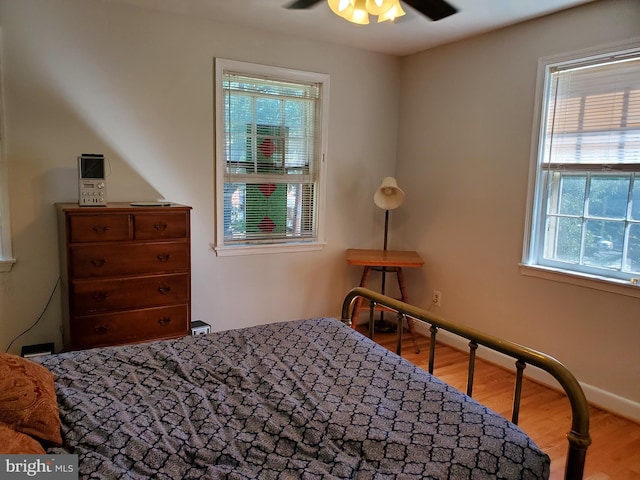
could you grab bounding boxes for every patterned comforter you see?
[40,318,550,479]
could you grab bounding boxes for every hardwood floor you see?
[357,326,640,479]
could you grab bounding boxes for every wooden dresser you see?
[56,203,192,351]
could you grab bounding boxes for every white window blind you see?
[526,45,640,284]
[543,54,640,169]
[214,59,329,255]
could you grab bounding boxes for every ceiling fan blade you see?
[285,0,324,9]
[402,0,458,21]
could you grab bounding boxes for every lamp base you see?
[374,319,397,333]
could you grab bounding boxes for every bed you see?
[0,287,591,479]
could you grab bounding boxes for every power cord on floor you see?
[4,276,61,353]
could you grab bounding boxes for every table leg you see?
[351,266,371,328]
[396,267,420,354]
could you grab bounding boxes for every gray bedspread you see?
[40,318,550,479]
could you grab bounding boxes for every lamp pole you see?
[378,209,391,330]
[383,209,389,251]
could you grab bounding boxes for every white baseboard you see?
[579,383,640,424]
[412,322,640,424]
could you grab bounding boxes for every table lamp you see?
[373,177,405,331]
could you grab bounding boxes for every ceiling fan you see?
[286,0,458,22]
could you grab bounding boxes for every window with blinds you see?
[214,59,329,255]
[525,44,640,283]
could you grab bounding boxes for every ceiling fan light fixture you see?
[328,0,405,24]
[289,0,458,23]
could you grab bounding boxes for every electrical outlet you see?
[432,290,442,307]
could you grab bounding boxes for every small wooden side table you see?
[347,249,424,350]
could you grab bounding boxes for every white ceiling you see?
[105,0,596,56]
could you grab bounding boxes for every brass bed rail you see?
[341,287,591,480]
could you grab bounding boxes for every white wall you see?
[0,0,399,352]
[396,0,640,420]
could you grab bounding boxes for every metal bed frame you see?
[341,287,592,480]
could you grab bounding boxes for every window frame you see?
[213,58,329,256]
[0,30,15,272]
[522,38,640,297]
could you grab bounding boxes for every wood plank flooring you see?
[357,326,640,480]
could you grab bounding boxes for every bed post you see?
[565,432,591,480]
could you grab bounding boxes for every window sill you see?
[0,258,16,272]
[213,241,326,257]
[519,264,640,299]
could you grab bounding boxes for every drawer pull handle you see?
[157,254,171,262]
[158,285,172,295]
[158,317,171,326]
[94,325,108,334]
[91,258,106,267]
[92,225,109,234]
[92,292,108,301]
[154,222,168,232]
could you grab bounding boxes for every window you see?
[214,59,329,256]
[523,41,640,288]
[0,31,15,272]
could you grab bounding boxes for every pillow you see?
[0,422,46,454]
[0,352,62,445]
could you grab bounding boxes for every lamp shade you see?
[373,176,405,210]
[328,0,370,24]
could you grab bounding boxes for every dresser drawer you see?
[70,305,189,349]
[134,212,188,240]
[70,241,189,278]
[68,214,131,243]
[71,273,189,315]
